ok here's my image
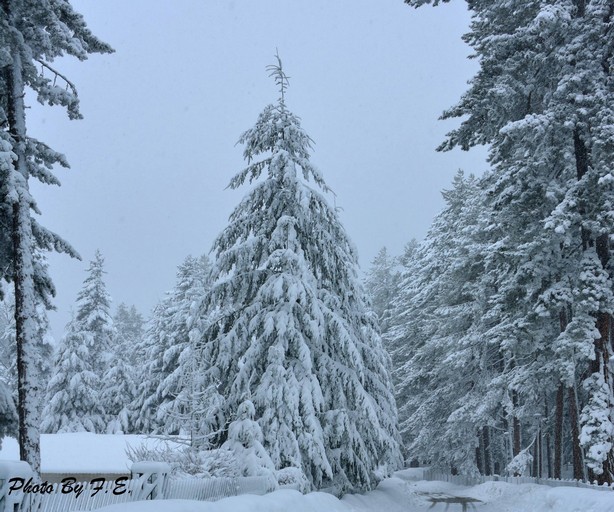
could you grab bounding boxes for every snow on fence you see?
[0,461,168,512]
[0,460,276,512]
[23,477,142,512]
[422,468,614,492]
[165,475,276,501]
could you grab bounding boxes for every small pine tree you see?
[222,399,275,478]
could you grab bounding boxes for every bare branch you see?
[35,59,78,96]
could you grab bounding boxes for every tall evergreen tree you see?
[75,250,114,372]
[0,0,112,470]
[364,247,399,338]
[390,172,496,473]
[196,56,402,494]
[42,251,113,433]
[102,303,143,433]
[154,255,212,439]
[405,0,614,482]
[114,303,144,364]
[41,316,106,433]
[132,254,212,435]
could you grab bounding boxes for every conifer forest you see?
[1,0,614,504]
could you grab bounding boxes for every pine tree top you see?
[266,51,290,109]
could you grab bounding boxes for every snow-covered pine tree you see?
[0,0,112,470]
[390,172,498,474]
[155,255,213,441]
[0,291,18,444]
[131,301,172,434]
[0,272,54,429]
[221,399,275,479]
[0,380,17,449]
[41,316,106,433]
[75,250,114,376]
[406,0,614,483]
[102,350,135,434]
[132,254,212,436]
[0,292,16,396]
[113,303,144,365]
[102,304,143,433]
[42,251,113,433]
[197,56,402,494]
[364,247,399,339]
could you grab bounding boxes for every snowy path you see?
[84,469,614,512]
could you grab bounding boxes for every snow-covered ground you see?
[2,437,613,511]
[84,469,614,512]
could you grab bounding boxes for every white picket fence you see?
[0,461,276,512]
[165,475,275,501]
[422,468,614,492]
[23,478,142,512]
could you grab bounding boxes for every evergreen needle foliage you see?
[196,56,402,494]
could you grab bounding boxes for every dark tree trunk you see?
[512,391,521,458]
[568,385,584,481]
[3,15,41,474]
[538,426,543,478]
[483,426,492,476]
[554,311,567,479]
[501,414,512,471]
[545,395,553,478]
[476,432,484,476]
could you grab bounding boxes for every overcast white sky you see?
[27,0,489,338]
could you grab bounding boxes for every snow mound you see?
[469,480,539,501]
[86,474,614,512]
[83,489,348,512]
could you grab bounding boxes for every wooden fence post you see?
[130,461,171,500]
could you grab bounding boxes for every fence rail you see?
[422,468,614,492]
[0,461,276,512]
[165,475,275,501]
[25,478,141,512]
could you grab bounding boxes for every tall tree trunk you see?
[476,431,484,476]
[568,385,584,481]
[546,426,553,478]
[4,41,42,474]
[545,396,553,478]
[574,127,614,484]
[532,435,539,477]
[554,310,568,479]
[554,390,565,478]
[483,426,492,476]
[500,414,510,475]
[538,425,543,478]
[512,391,521,457]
